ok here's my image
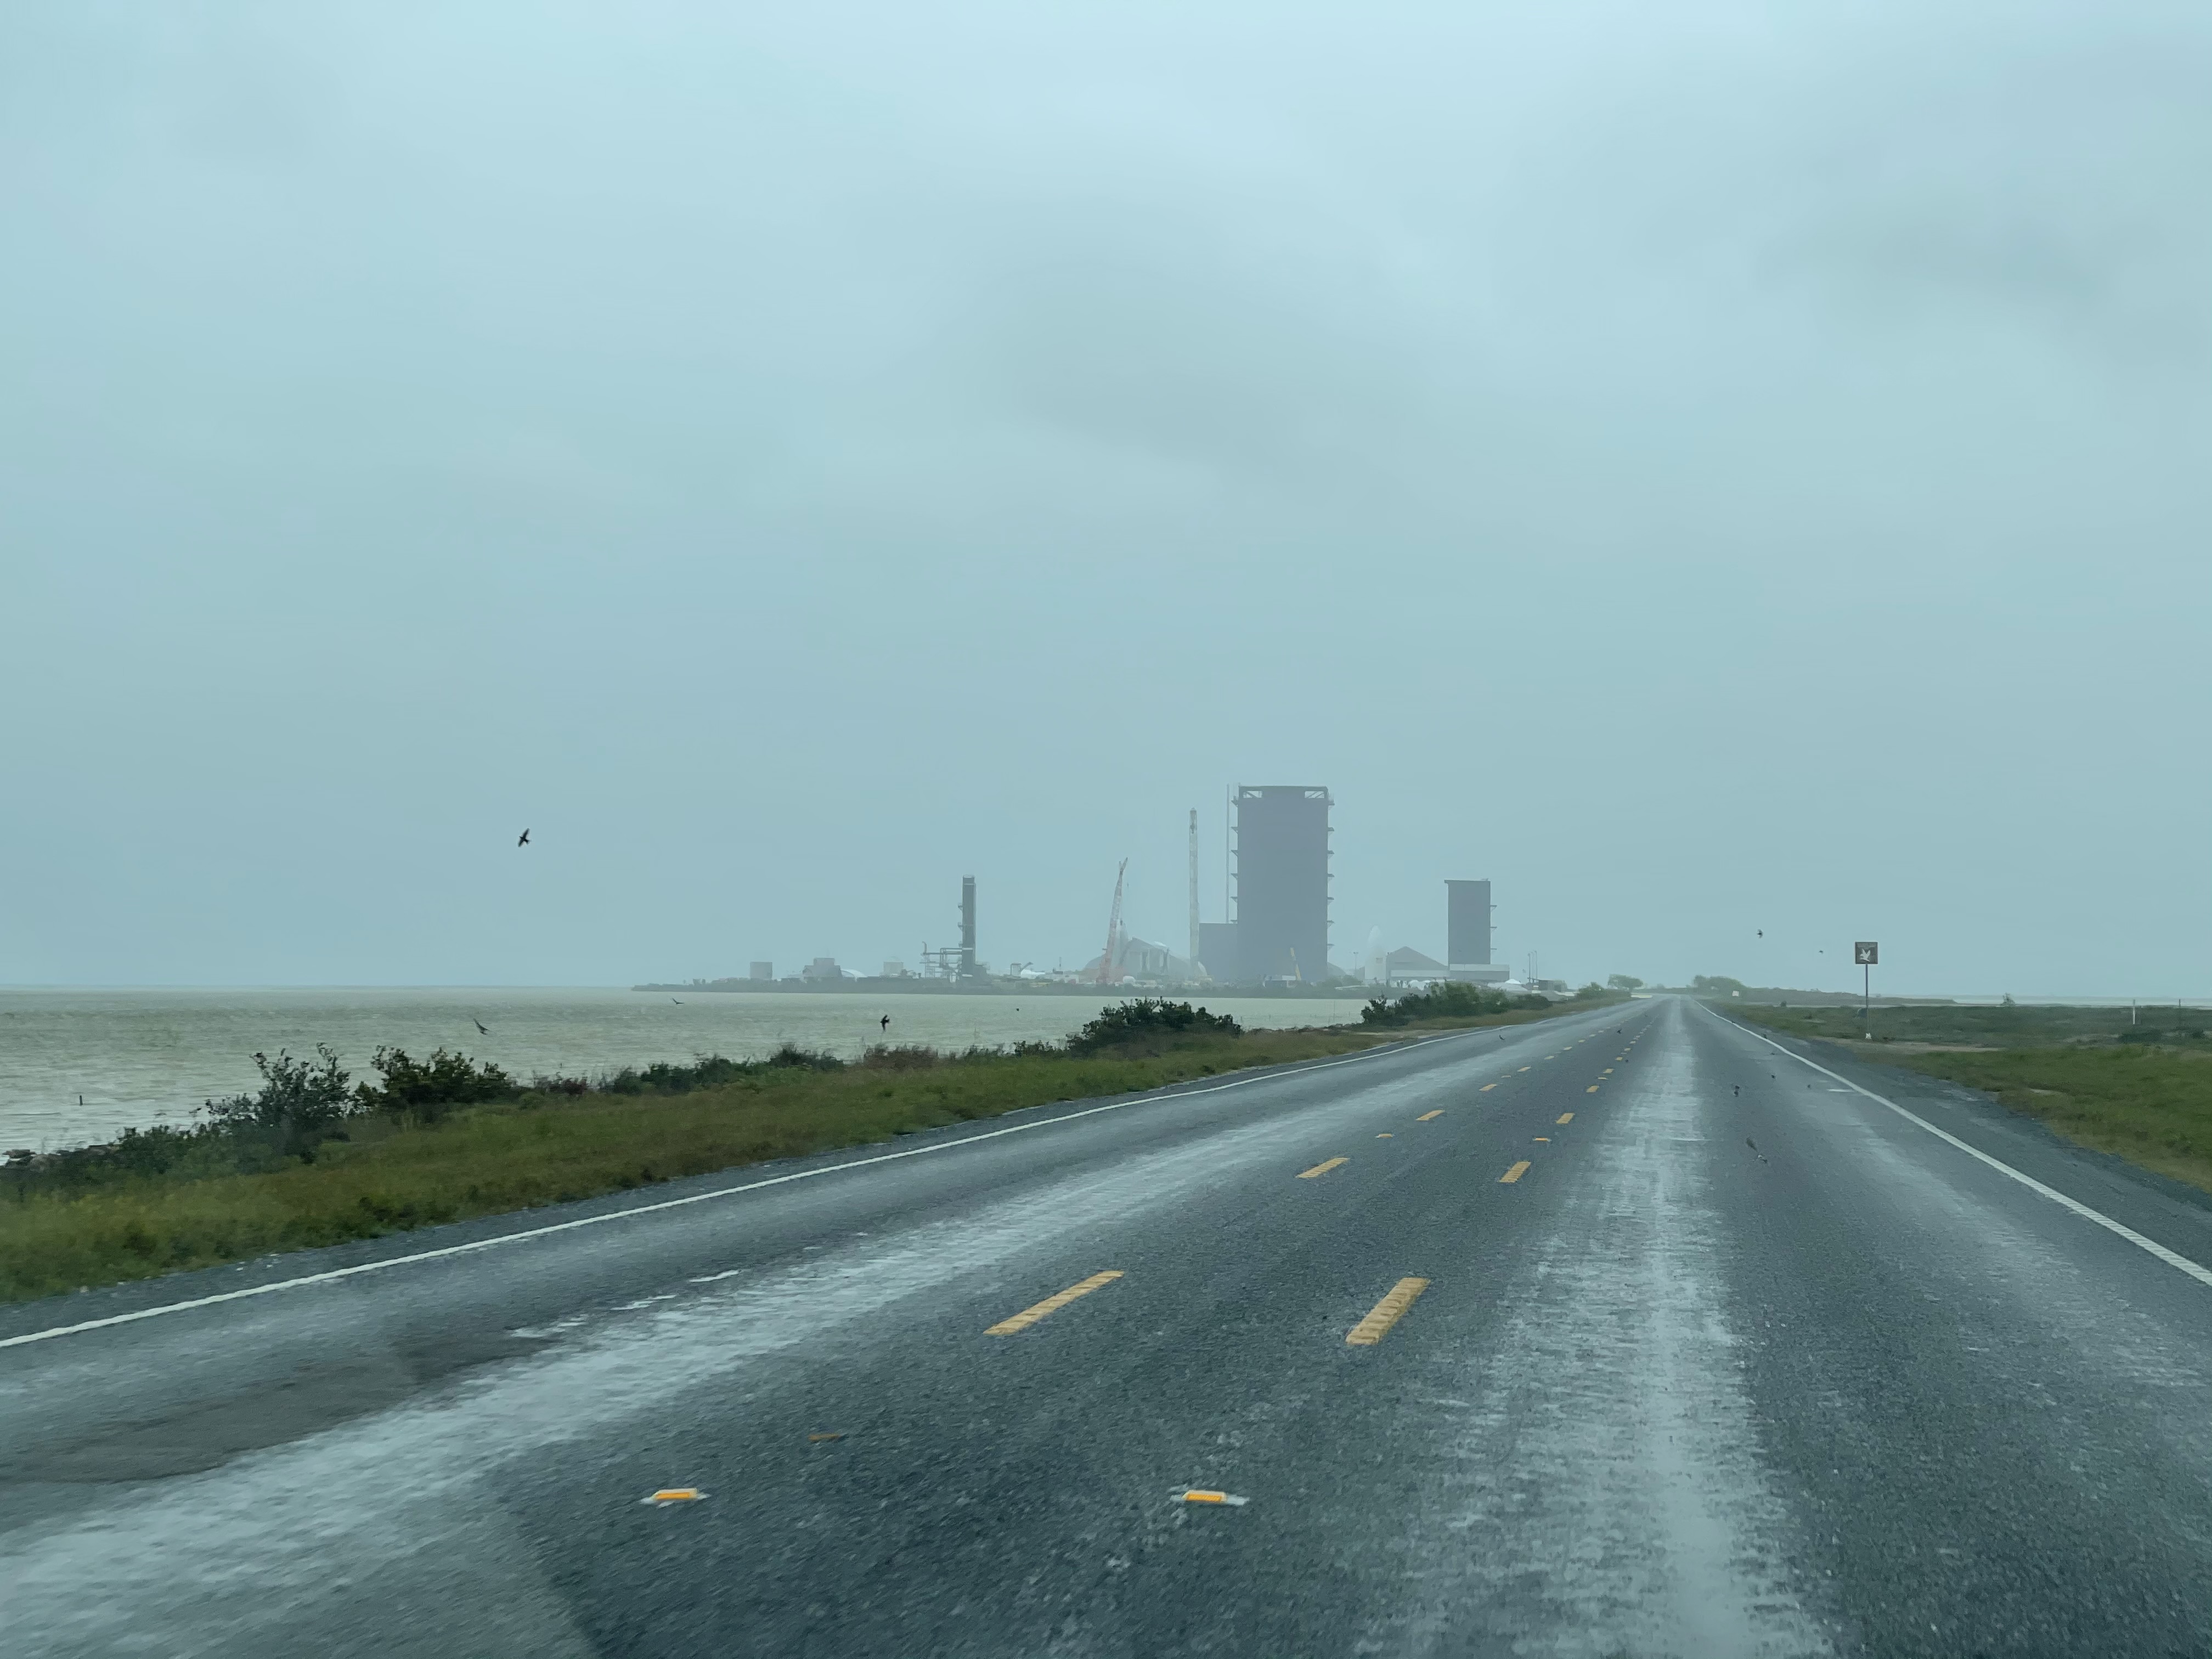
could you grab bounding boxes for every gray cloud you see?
[2,1,2208,994]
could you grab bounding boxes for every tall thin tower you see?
[1187,808,1201,967]
[958,876,977,979]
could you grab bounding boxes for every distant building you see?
[1081,935,1203,984]
[1385,946,1447,985]
[1231,785,1330,984]
[800,957,842,982]
[748,961,773,981]
[1197,921,1239,983]
[881,960,909,978]
[1446,880,1511,983]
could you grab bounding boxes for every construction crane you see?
[1096,858,1128,986]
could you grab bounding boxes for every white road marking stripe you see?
[2,1030,1501,1351]
[1722,1013,2212,1290]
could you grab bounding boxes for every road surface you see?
[6,997,2212,1656]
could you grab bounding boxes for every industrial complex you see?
[645,782,1545,996]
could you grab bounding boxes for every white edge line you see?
[2,1024,1527,1350]
[1709,1006,2212,1290]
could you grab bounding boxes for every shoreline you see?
[1,995,1616,1305]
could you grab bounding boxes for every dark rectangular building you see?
[1232,786,1330,983]
[1197,921,1239,983]
[1447,880,1492,968]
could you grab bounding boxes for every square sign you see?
[1854,941,1879,966]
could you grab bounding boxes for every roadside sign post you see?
[1854,941,1878,1028]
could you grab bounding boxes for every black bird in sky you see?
[1757,929,1764,937]
[671,998,684,1005]
[517,829,531,847]
[474,1019,489,1035]
[880,1014,891,1032]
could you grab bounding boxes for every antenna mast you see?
[1187,809,1200,969]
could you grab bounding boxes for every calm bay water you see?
[0,987,1370,1152]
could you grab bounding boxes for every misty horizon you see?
[4,3,2205,998]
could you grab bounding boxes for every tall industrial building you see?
[1229,785,1331,983]
[1446,879,1510,983]
[958,876,977,979]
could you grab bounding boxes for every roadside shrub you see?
[356,1047,515,1123]
[200,1046,362,1159]
[599,1055,761,1095]
[203,1046,356,1135]
[765,1045,845,1071]
[1362,983,1548,1028]
[1068,1000,1243,1055]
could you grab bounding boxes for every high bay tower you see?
[1228,785,1331,984]
[1446,879,1508,981]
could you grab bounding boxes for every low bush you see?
[1362,983,1550,1028]
[1067,999,1244,1054]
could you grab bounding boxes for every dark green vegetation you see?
[1,997,1593,1305]
[1065,998,1244,1053]
[1360,981,1587,1028]
[1725,1000,2212,1194]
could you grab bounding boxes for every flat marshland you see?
[2,991,1607,1305]
[1725,1000,2212,1193]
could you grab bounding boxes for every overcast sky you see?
[3,2,2207,996]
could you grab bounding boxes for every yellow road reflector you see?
[1175,1488,1250,1506]
[1298,1156,1349,1180]
[986,1270,1123,1335]
[1556,1112,1574,1124]
[1585,1085,1599,1094]
[642,1488,708,1505]
[1346,1277,1430,1345]
[808,1432,844,1443]
[1417,1110,1443,1121]
[1499,1161,1531,1183]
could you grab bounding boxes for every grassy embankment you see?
[2,991,1611,1306]
[1720,1000,2212,1193]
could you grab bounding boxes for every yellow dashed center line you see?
[1533,1136,1550,1142]
[1556,1112,1574,1124]
[1376,1133,1393,1138]
[1345,1277,1430,1346]
[1585,1085,1599,1093]
[986,1271,1123,1335]
[1517,1066,1531,1073]
[1298,1156,1349,1180]
[1417,1110,1443,1122]
[1481,1084,1498,1092]
[1498,1160,1532,1183]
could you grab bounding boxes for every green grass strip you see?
[1727,1002,2212,1195]
[1,1005,1596,1305]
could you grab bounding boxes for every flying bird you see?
[517,829,531,847]
[1757,929,1763,938]
[473,1019,489,1035]
[671,998,684,1005]
[880,1014,891,1032]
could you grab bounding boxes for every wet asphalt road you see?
[5,997,2212,1656]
